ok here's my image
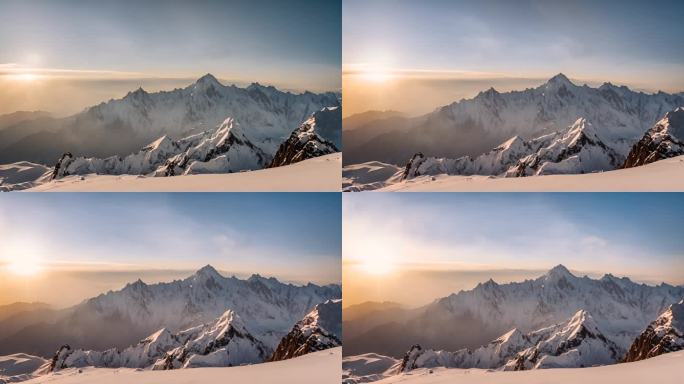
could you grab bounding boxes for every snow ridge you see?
[426,265,684,350]
[49,310,270,371]
[269,107,341,168]
[623,107,684,168]
[57,265,340,352]
[624,300,684,362]
[400,309,620,372]
[269,299,342,361]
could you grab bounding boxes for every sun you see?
[6,257,43,276]
[359,257,396,276]
[9,73,39,82]
[360,68,394,84]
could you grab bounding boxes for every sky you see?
[0,193,341,308]
[343,193,684,307]
[0,0,341,116]
[343,0,684,117]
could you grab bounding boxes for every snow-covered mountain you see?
[49,310,270,371]
[1,74,339,165]
[401,108,675,180]
[50,117,270,179]
[504,310,620,370]
[0,266,340,357]
[400,310,620,372]
[269,107,341,168]
[348,74,683,170]
[623,107,684,168]
[624,300,684,362]
[345,265,684,359]
[423,265,683,349]
[270,299,342,361]
[46,106,341,180]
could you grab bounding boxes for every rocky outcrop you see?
[269,107,340,168]
[269,299,341,361]
[622,107,684,168]
[399,309,621,372]
[623,300,684,362]
[49,310,271,371]
[50,118,270,179]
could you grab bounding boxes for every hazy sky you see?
[343,0,684,116]
[343,193,684,307]
[0,0,341,116]
[0,193,341,308]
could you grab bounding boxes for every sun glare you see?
[6,257,43,276]
[9,73,39,82]
[360,68,394,84]
[359,257,396,276]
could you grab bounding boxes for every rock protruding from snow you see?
[50,118,270,179]
[400,326,532,372]
[417,265,683,353]
[505,310,621,370]
[50,310,270,371]
[401,117,623,180]
[269,299,341,361]
[623,107,684,168]
[623,300,684,362]
[269,107,340,168]
[400,310,620,372]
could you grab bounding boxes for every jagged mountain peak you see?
[545,73,574,87]
[123,278,148,291]
[476,86,500,98]
[544,264,575,280]
[192,264,223,280]
[195,73,222,87]
[624,300,684,362]
[124,87,149,99]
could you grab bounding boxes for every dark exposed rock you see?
[623,300,684,362]
[269,107,340,168]
[623,107,684,168]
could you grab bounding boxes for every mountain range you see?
[401,105,684,180]
[46,300,342,372]
[343,74,684,169]
[344,265,684,358]
[0,265,341,358]
[0,74,340,166]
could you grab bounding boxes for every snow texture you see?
[27,153,341,192]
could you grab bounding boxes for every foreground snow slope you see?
[0,162,50,191]
[0,354,46,383]
[377,154,684,191]
[26,153,341,192]
[373,350,683,384]
[24,347,341,384]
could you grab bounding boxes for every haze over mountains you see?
[343,74,684,168]
[0,265,341,358]
[343,266,684,383]
[344,265,684,358]
[0,74,340,166]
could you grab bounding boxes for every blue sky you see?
[343,193,684,284]
[0,193,341,282]
[344,0,683,82]
[343,193,684,306]
[0,0,341,114]
[343,0,684,116]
